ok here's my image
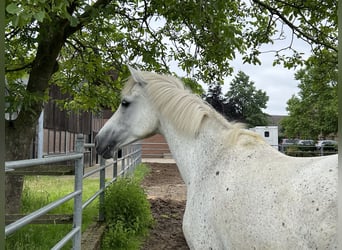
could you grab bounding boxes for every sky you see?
[167,28,312,116]
[223,38,312,116]
[149,17,313,116]
[224,58,298,116]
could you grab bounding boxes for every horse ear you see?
[127,65,147,86]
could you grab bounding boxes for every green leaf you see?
[6,3,21,14]
[34,11,46,22]
[69,16,79,27]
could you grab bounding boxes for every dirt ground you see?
[141,162,189,250]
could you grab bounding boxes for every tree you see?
[203,72,269,127]
[225,71,269,127]
[181,77,205,96]
[281,51,338,139]
[204,84,226,115]
[4,0,337,212]
[249,0,337,68]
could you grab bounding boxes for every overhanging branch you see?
[251,0,337,52]
[5,62,33,73]
[64,0,114,38]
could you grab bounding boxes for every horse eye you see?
[121,99,130,107]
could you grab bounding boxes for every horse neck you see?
[159,117,225,186]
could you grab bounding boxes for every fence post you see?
[135,143,142,167]
[113,152,118,179]
[121,148,126,177]
[73,134,84,250]
[139,143,142,164]
[137,143,141,165]
[127,145,132,174]
[99,156,106,222]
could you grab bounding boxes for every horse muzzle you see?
[94,135,117,159]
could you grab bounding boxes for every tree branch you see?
[5,62,33,73]
[141,1,168,69]
[251,0,337,52]
[64,0,114,38]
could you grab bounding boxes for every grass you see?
[5,163,151,250]
[5,175,100,250]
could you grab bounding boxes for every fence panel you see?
[4,135,142,250]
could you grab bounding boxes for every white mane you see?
[123,71,259,143]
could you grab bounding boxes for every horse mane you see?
[123,71,262,144]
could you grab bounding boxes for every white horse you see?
[95,67,337,249]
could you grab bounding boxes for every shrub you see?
[101,165,153,250]
[101,221,140,250]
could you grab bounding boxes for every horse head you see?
[95,66,159,159]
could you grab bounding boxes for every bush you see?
[102,221,140,250]
[101,165,153,250]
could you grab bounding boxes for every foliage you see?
[131,163,151,183]
[249,0,337,68]
[102,220,141,250]
[103,177,153,242]
[225,71,269,127]
[204,71,269,127]
[5,0,338,114]
[281,51,338,139]
[4,0,244,113]
[205,84,227,115]
[101,164,153,250]
[182,77,205,96]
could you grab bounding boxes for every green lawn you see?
[5,175,100,249]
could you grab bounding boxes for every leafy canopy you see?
[281,50,338,139]
[204,71,269,127]
[225,71,269,127]
[5,0,338,113]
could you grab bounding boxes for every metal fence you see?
[279,144,338,157]
[4,134,142,249]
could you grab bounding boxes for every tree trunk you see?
[5,17,67,214]
[5,121,38,214]
[5,1,111,214]
[5,176,25,214]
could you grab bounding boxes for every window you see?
[264,131,270,137]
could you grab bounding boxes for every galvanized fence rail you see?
[4,134,142,250]
[279,144,338,157]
